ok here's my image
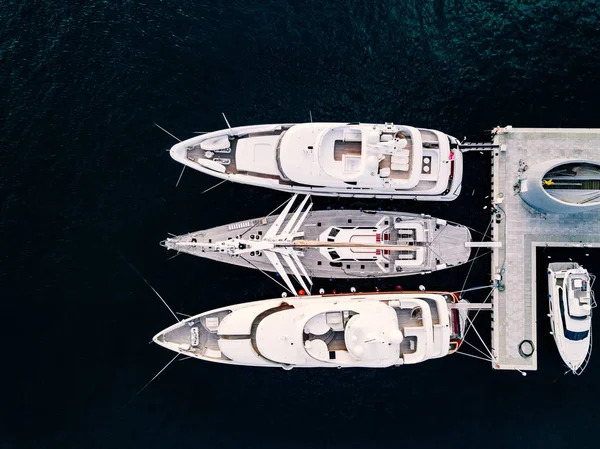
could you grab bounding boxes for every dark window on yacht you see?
[384,220,389,225]
[258,231,263,235]
[346,264,351,269]
[330,262,343,268]
[385,263,389,268]
[317,261,322,266]
[308,146,313,149]
[329,351,336,360]
[559,291,590,341]
[318,222,322,227]
[345,181,358,185]
[208,239,212,243]
[361,265,365,269]
[329,250,341,260]
[348,219,353,224]
[329,228,340,238]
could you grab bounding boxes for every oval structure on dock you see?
[518,159,600,214]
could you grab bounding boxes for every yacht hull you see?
[153,291,465,369]
[547,263,593,374]
[170,123,463,201]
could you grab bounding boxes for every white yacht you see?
[547,262,596,374]
[170,122,463,200]
[153,291,467,369]
[162,195,472,295]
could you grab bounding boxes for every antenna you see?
[222,112,233,134]
[309,110,313,123]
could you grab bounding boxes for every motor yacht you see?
[153,291,467,369]
[170,122,462,200]
[547,262,596,374]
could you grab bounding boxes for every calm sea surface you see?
[2,1,600,447]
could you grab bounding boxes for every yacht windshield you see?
[559,293,590,341]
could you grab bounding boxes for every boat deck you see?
[491,127,600,371]
[186,137,241,174]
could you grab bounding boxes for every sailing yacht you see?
[547,262,596,374]
[170,121,463,200]
[162,195,472,295]
[153,291,467,369]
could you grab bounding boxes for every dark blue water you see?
[3,1,600,448]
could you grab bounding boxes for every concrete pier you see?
[490,127,600,370]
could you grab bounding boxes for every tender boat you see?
[170,121,463,200]
[153,291,467,369]
[162,195,472,295]
[547,262,596,374]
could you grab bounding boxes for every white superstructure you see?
[170,122,462,200]
[547,262,596,374]
[153,292,466,369]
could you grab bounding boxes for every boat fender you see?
[518,339,535,358]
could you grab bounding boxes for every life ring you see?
[518,339,535,358]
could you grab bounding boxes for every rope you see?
[455,351,493,362]
[460,218,493,294]
[241,255,294,295]
[137,353,180,396]
[461,296,496,361]
[462,288,495,339]
[240,194,299,238]
[122,255,179,322]
[453,284,494,294]
[461,338,494,360]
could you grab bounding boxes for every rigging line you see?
[425,244,447,267]
[453,284,494,294]
[455,351,493,363]
[136,353,180,396]
[166,252,181,261]
[463,316,495,362]
[153,123,181,142]
[467,250,493,263]
[121,255,179,322]
[459,218,493,294]
[175,166,186,187]
[463,221,497,239]
[462,303,495,360]
[462,288,495,338]
[461,338,493,360]
[201,178,228,194]
[240,194,298,239]
[425,217,469,246]
[240,255,294,295]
